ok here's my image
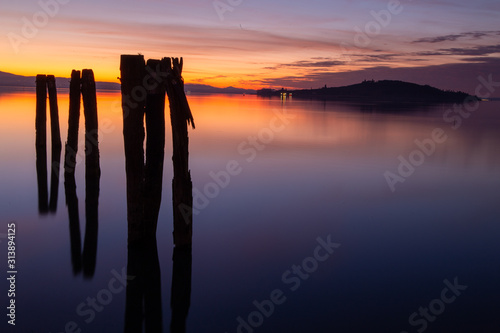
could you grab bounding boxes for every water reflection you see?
[125,237,163,332]
[170,245,192,333]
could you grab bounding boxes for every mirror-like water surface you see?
[1,88,499,332]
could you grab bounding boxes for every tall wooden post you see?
[82,69,100,179]
[36,74,48,214]
[47,75,62,149]
[47,75,62,212]
[81,69,100,278]
[144,59,166,239]
[120,55,147,245]
[163,57,195,247]
[65,70,81,175]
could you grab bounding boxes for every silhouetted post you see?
[163,57,195,246]
[144,59,166,239]
[64,70,82,275]
[47,75,62,212]
[36,74,48,214]
[121,55,147,245]
[82,69,100,179]
[65,70,81,175]
[81,69,100,279]
[47,75,62,149]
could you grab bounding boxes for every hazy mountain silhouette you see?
[0,71,255,94]
[258,80,480,103]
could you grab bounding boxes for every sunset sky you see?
[1,0,499,93]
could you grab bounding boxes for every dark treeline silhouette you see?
[63,69,101,278]
[257,80,480,103]
[35,74,62,214]
[121,54,195,333]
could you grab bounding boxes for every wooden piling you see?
[47,75,62,150]
[65,70,81,175]
[46,75,62,212]
[36,74,48,214]
[120,55,146,245]
[144,59,166,238]
[81,69,100,278]
[81,69,100,179]
[36,75,47,150]
[163,57,195,246]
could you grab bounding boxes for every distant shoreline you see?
[257,80,482,104]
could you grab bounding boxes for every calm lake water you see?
[1,88,500,332]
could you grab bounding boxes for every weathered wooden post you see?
[36,74,48,214]
[82,69,100,179]
[81,69,100,278]
[144,59,166,239]
[64,70,81,175]
[47,75,62,149]
[120,55,147,245]
[47,75,62,212]
[163,57,195,247]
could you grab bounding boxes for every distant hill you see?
[0,71,255,94]
[257,80,479,103]
[0,71,120,90]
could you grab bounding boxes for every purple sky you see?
[1,0,499,94]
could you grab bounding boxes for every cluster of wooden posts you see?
[65,69,100,278]
[36,56,194,330]
[35,74,62,213]
[120,54,194,332]
[120,54,195,248]
[35,69,100,278]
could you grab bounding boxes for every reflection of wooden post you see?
[120,55,146,245]
[64,171,82,275]
[36,75,48,214]
[125,238,163,332]
[65,70,81,175]
[47,75,62,212]
[164,57,195,246]
[144,59,166,239]
[170,245,192,333]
